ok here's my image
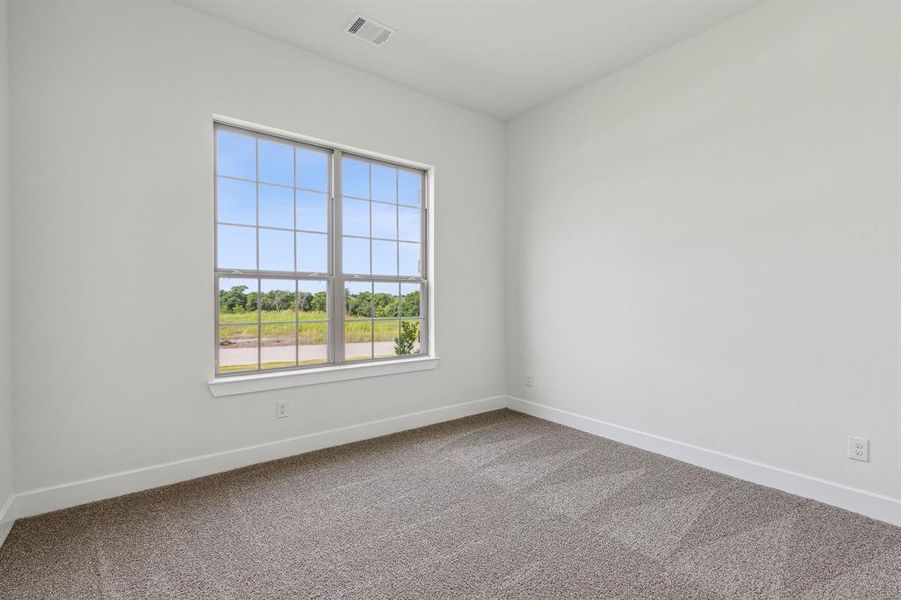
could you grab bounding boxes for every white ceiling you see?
[179,0,759,120]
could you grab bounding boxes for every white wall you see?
[0,0,13,535]
[506,1,901,501]
[8,0,900,524]
[9,0,506,497]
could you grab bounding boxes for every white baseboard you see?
[7,393,898,536]
[0,495,13,548]
[506,395,901,526]
[9,395,506,522]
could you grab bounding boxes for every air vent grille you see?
[348,17,366,35]
[345,14,395,47]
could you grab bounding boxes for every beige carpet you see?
[1,409,900,599]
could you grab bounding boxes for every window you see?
[214,123,428,376]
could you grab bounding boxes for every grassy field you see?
[220,358,325,373]
[219,310,417,344]
[219,310,420,372]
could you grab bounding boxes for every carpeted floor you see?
[1,409,900,599]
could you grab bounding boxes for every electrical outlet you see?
[525,373,534,387]
[847,436,869,462]
[276,400,289,419]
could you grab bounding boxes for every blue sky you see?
[216,129,421,277]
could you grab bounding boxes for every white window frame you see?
[209,116,437,396]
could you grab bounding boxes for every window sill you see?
[208,356,440,397]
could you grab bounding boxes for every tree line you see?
[219,285,420,318]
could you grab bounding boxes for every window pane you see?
[219,325,258,373]
[372,240,398,276]
[258,139,293,186]
[399,242,420,276]
[345,321,373,361]
[217,177,256,225]
[345,280,374,362]
[343,237,370,274]
[374,282,400,318]
[372,202,397,239]
[260,279,295,322]
[299,322,328,365]
[217,225,256,270]
[371,164,397,203]
[400,282,421,318]
[296,147,328,192]
[343,157,369,198]
[297,232,327,273]
[375,319,399,358]
[216,130,255,180]
[342,198,369,237]
[261,324,295,370]
[259,228,294,272]
[374,282,400,359]
[345,281,373,319]
[298,280,327,317]
[398,320,422,355]
[259,184,293,229]
[398,206,420,242]
[398,170,421,206]
[219,277,258,320]
[296,190,327,233]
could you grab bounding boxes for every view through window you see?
[215,124,428,375]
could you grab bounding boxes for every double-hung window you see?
[214,123,428,376]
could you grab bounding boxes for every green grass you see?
[220,358,327,373]
[219,309,321,325]
[219,311,418,344]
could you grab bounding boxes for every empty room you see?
[0,0,900,597]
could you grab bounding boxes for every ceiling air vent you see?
[345,14,395,47]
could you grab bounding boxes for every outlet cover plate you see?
[847,436,869,462]
[276,400,289,419]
